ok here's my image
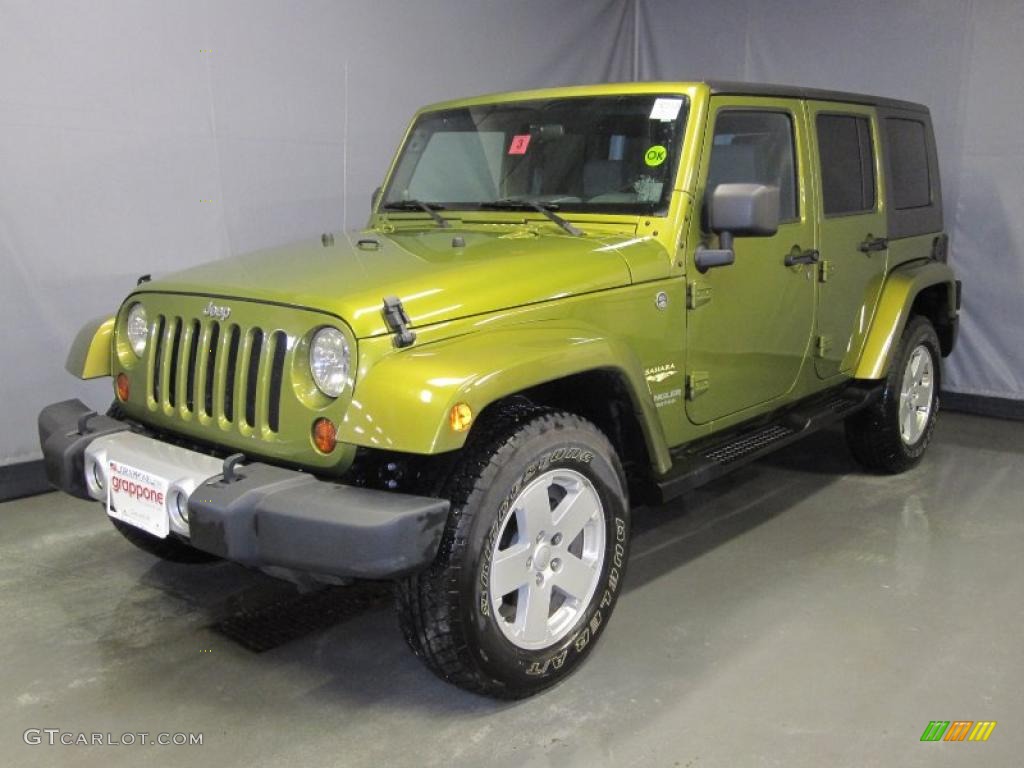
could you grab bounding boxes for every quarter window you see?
[817,114,876,215]
[886,118,931,209]
[708,111,798,222]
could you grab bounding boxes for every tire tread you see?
[396,400,617,698]
[845,315,941,474]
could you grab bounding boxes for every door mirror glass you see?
[708,183,780,237]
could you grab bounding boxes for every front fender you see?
[340,323,672,472]
[854,260,958,380]
[65,316,114,379]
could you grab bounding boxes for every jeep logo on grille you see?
[202,301,231,321]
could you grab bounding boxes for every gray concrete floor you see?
[2,411,1022,767]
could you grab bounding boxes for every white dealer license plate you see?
[106,460,170,538]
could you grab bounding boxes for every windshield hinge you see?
[382,296,416,348]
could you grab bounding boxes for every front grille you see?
[149,313,288,435]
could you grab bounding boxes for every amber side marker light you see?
[313,418,337,453]
[450,402,473,432]
[115,373,130,401]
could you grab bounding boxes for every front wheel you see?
[396,405,630,698]
[845,315,941,473]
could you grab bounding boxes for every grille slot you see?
[224,325,240,423]
[151,315,167,403]
[203,322,220,417]
[268,331,287,433]
[244,329,264,428]
[147,311,289,438]
[167,317,183,408]
[185,320,200,412]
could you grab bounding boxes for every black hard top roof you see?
[705,80,929,113]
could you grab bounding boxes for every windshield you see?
[381,94,688,216]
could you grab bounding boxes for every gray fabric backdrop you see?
[0,0,633,465]
[629,0,1024,406]
[1,0,1020,466]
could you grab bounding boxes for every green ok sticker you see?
[644,145,667,167]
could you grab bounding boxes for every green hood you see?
[144,228,669,338]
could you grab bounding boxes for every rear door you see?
[685,97,816,425]
[808,103,888,378]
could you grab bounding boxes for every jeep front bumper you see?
[38,399,449,579]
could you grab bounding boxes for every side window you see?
[886,118,931,209]
[708,111,798,222]
[817,114,876,215]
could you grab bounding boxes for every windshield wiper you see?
[479,199,584,237]
[382,199,450,228]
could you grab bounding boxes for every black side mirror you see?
[696,183,781,273]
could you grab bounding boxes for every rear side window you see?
[816,114,876,215]
[886,118,931,209]
[708,110,798,222]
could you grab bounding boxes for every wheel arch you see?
[481,367,663,493]
[909,282,958,357]
[66,315,115,379]
[854,259,958,380]
[340,323,672,475]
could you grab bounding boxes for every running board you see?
[653,385,881,504]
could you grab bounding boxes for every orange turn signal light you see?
[115,373,130,401]
[312,417,338,453]
[450,402,473,432]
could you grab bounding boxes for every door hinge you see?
[818,260,834,283]
[815,335,833,358]
[687,280,712,309]
[686,371,710,399]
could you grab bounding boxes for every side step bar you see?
[653,384,881,504]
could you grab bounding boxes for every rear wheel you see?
[396,404,630,698]
[845,315,941,473]
[110,518,219,564]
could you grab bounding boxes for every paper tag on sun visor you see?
[508,134,531,155]
[649,98,683,121]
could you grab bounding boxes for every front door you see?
[685,97,816,425]
[808,103,888,378]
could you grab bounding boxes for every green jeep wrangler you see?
[40,81,960,698]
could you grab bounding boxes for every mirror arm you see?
[695,231,736,273]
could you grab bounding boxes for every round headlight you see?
[310,327,350,397]
[126,303,148,356]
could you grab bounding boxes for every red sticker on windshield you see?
[508,134,531,155]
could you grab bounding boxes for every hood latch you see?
[382,296,416,348]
